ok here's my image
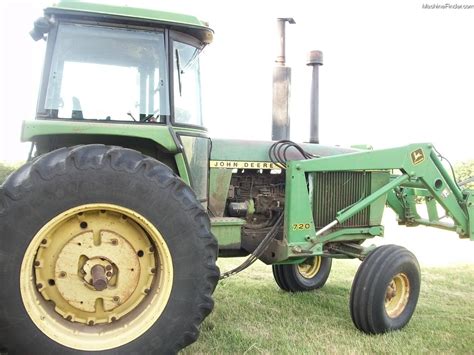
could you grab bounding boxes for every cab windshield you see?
[42,23,169,122]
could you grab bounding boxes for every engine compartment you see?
[227,170,285,226]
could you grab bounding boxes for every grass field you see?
[185,214,474,354]
[184,259,474,354]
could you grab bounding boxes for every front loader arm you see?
[283,143,472,262]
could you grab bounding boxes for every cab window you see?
[173,40,202,126]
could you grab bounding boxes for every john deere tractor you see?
[0,2,472,354]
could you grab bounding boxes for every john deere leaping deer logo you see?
[411,149,425,165]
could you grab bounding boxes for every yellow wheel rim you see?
[385,273,410,318]
[297,257,322,279]
[20,204,173,351]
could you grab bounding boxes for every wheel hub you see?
[384,272,410,318]
[33,209,157,325]
[297,256,322,279]
[20,202,173,352]
[83,258,114,291]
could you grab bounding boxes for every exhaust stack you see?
[307,50,323,144]
[272,17,295,141]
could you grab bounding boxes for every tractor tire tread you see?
[272,257,332,292]
[350,244,420,334]
[0,145,219,354]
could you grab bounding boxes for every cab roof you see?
[45,1,213,44]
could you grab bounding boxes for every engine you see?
[226,170,285,227]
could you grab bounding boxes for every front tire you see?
[0,145,219,354]
[272,256,332,292]
[350,244,421,334]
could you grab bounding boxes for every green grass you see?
[184,258,474,354]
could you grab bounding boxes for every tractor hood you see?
[210,139,356,168]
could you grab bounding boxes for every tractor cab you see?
[26,1,213,205]
[31,1,212,127]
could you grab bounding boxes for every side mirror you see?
[30,17,52,41]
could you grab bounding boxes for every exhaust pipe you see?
[307,50,323,144]
[272,17,295,141]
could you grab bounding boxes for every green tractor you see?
[0,2,472,353]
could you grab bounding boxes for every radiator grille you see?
[313,171,371,228]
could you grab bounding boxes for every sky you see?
[0,0,473,163]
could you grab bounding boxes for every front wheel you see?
[272,256,332,292]
[0,145,219,353]
[350,244,421,334]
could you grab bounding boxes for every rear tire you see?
[0,145,219,354]
[350,244,420,334]
[272,256,332,292]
